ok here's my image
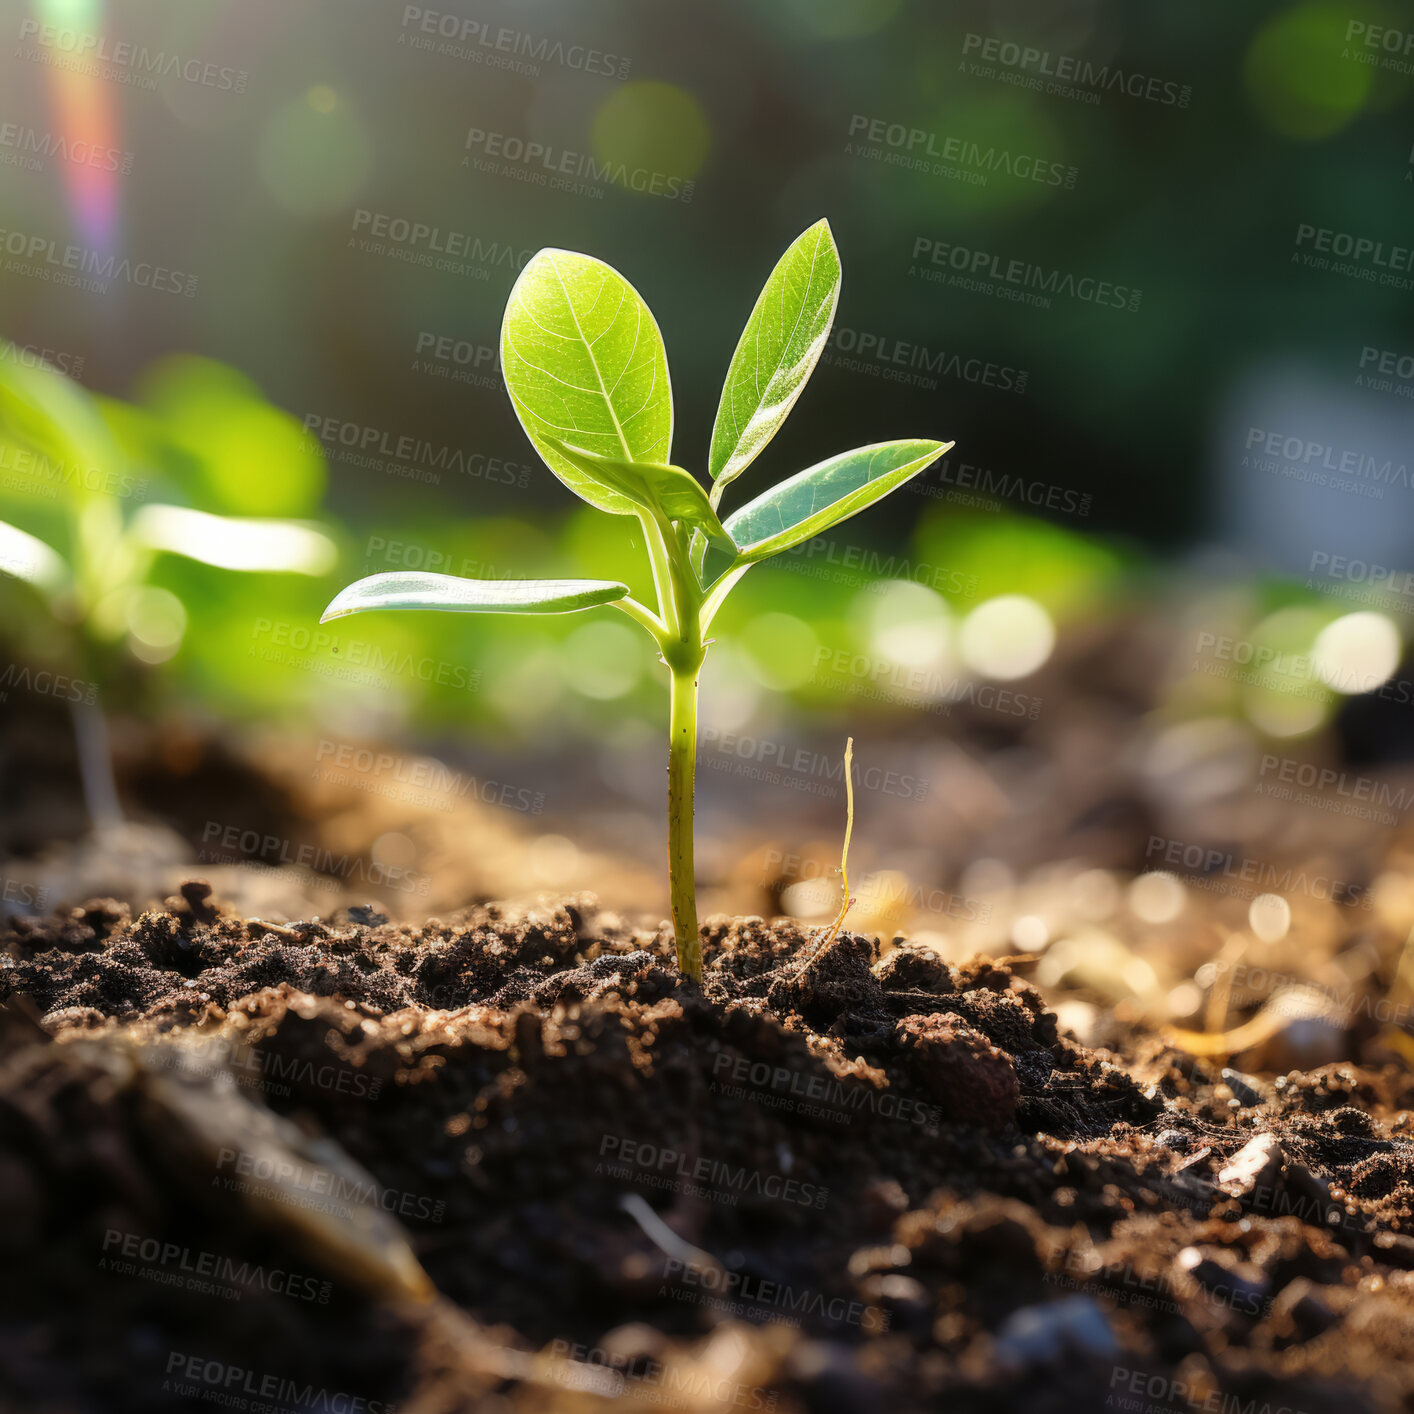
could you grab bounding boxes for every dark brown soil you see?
[5,885,1414,1412]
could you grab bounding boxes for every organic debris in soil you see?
[5,886,1414,1412]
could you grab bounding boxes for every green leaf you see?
[0,352,125,503]
[724,439,952,563]
[136,355,327,518]
[131,505,337,576]
[0,518,69,596]
[501,249,673,515]
[545,439,734,555]
[708,219,841,491]
[320,572,628,623]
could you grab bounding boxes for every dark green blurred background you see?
[2,0,1413,915]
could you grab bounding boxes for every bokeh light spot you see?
[861,578,952,675]
[781,878,837,918]
[699,642,763,735]
[1129,871,1186,924]
[371,830,417,869]
[1070,868,1120,921]
[258,90,371,217]
[739,611,820,690]
[561,620,643,700]
[1245,4,1373,138]
[1237,605,1335,736]
[125,586,186,664]
[591,82,711,191]
[1242,686,1328,739]
[1248,892,1292,942]
[958,594,1055,680]
[1312,611,1402,694]
[530,834,580,884]
[1011,914,1049,951]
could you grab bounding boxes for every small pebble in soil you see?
[1175,1247,1269,1318]
[1217,1134,1283,1200]
[993,1295,1118,1369]
[1221,1068,1264,1108]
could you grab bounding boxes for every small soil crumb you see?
[894,1011,1019,1130]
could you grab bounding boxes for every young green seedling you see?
[0,353,336,828]
[321,219,952,981]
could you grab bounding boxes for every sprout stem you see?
[638,512,677,636]
[616,508,706,982]
[667,656,703,982]
[613,595,669,638]
[699,563,753,634]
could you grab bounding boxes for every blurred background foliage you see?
[0,0,1411,768]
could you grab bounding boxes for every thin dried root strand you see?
[816,737,856,953]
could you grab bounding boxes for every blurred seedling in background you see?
[321,219,951,980]
[0,351,336,829]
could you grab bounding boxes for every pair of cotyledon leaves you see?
[322,219,952,625]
